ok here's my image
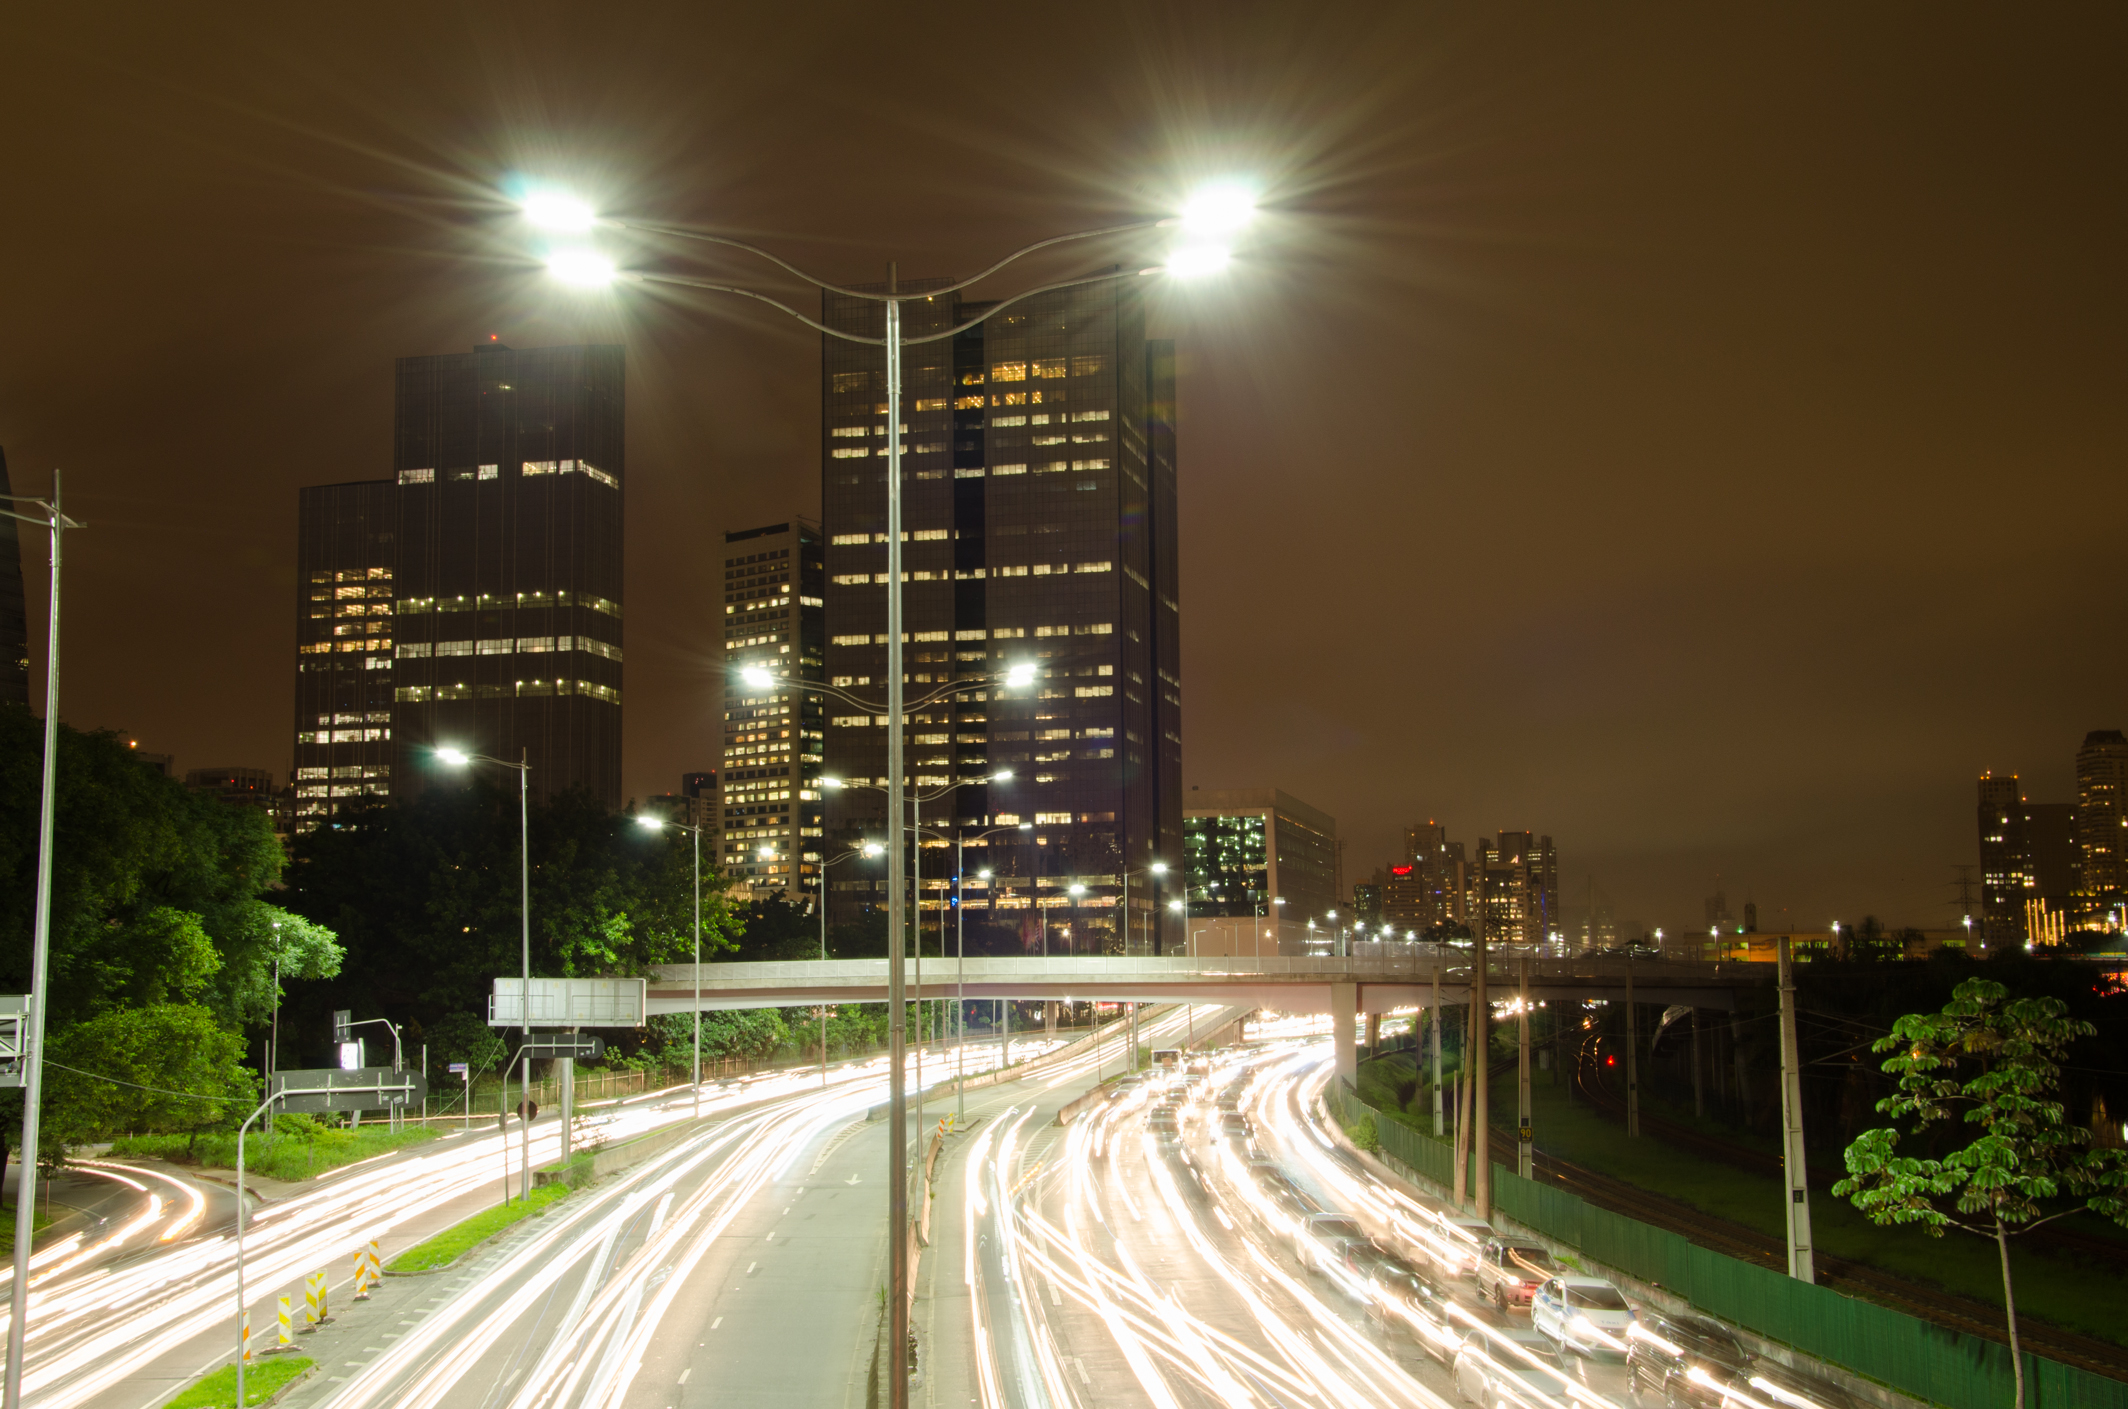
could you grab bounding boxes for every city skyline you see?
[6,7,2125,932]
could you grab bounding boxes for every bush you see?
[1346,1112,1381,1154]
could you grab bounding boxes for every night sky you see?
[7,5,2124,934]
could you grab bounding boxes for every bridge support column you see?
[1331,981,1358,1096]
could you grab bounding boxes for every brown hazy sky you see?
[6,3,2124,933]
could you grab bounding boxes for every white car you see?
[1530,1275,1635,1355]
[1453,1327,1565,1408]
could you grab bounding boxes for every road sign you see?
[488,978,645,1029]
[332,1009,352,1044]
[0,994,28,1089]
[447,1062,469,1076]
[518,1036,605,1061]
[269,1067,428,1113]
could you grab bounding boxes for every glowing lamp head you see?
[757,845,775,859]
[545,248,617,287]
[862,841,884,858]
[1004,662,1037,689]
[1150,861,1168,875]
[978,868,993,880]
[522,190,597,231]
[740,665,776,689]
[635,814,664,831]
[989,769,1014,783]
[1179,181,1257,236]
[436,747,471,767]
[1165,243,1232,279]
[1068,883,1086,898]
[1169,899,1185,912]
[822,777,846,790]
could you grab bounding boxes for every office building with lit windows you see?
[719,520,824,896]
[1469,830,1560,946]
[818,277,1183,953]
[292,342,625,827]
[2075,730,2128,925]
[1182,789,1338,928]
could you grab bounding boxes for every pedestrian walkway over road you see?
[642,949,1756,1015]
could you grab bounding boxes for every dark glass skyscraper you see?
[818,277,1183,953]
[293,342,625,827]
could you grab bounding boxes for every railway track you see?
[1520,1042,2128,1384]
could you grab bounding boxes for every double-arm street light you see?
[520,183,1256,1407]
[2,473,82,1409]
[633,810,706,1117]
[435,746,533,1198]
[918,821,1031,1123]
[815,841,885,1082]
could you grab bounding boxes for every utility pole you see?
[1624,954,1639,1137]
[1690,1008,1704,1119]
[1431,962,1445,1137]
[1777,938,1816,1282]
[1516,956,1532,1179]
[1473,914,1490,1221]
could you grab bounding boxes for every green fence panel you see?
[1328,1086,2122,1409]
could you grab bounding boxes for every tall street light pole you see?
[921,821,1027,1124]
[1,472,83,1409]
[526,184,1257,1408]
[817,842,885,1083]
[635,812,705,1117]
[438,746,532,1198]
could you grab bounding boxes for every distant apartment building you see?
[293,342,625,829]
[719,521,825,897]
[2076,730,2128,925]
[818,276,1183,954]
[1977,772,2027,941]
[642,770,717,832]
[1182,789,1338,934]
[1383,820,1466,931]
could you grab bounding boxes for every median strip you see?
[160,1355,313,1408]
[385,1184,572,1275]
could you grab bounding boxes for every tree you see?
[1832,977,2128,1409]
[39,1003,258,1150]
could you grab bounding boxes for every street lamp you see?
[634,811,706,1117]
[1,475,81,1409]
[1118,858,1170,956]
[528,184,1257,1409]
[920,820,1029,1122]
[436,746,533,1199]
[811,841,886,1085]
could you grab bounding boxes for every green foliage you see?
[160,1355,312,1408]
[1345,1111,1381,1153]
[284,783,734,1040]
[386,1182,571,1273]
[41,1003,257,1146]
[109,1118,435,1182]
[1834,977,2128,1238]
[422,1011,508,1074]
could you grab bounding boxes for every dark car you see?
[1218,1110,1252,1141]
[1731,1358,1857,1409]
[1246,1160,1319,1223]
[1347,1245,1459,1361]
[1145,1106,1181,1138]
[1292,1212,1369,1272]
[1626,1311,1749,1407]
[1475,1238,1562,1309]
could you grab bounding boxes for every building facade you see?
[293,343,625,829]
[1384,820,1467,932]
[1470,830,1560,946]
[818,277,1183,954]
[719,520,825,897]
[2075,730,2128,926]
[1182,789,1338,932]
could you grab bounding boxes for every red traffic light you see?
[1605,1055,1617,1067]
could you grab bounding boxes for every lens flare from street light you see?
[822,777,846,789]
[862,841,884,857]
[635,814,664,830]
[436,747,470,767]
[1179,181,1257,236]
[740,666,777,688]
[1004,662,1037,688]
[522,190,597,231]
[546,248,616,287]
[990,769,1014,782]
[1166,243,1232,279]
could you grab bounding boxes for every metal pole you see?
[821,857,830,1088]
[519,753,531,1201]
[1777,938,1816,1282]
[883,281,910,1409]
[5,475,70,1409]
[1691,1007,1704,1119]
[956,833,966,1124]
[693,822,701,1120]
[1517,956,1532,1180]
[1625,955,1639,1137]
[232,1095,273,1409]
[1431,961,1444,1136]
[1474,916,1491,1222]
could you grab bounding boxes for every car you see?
[1452,1326,1567,1409]
[1246,1161,1319,1224]
[1531,1275,1636,1356]
[1625,1311,1749,1406]
[1348,1246,1459,1361]
[1144,1107,1181,1139]
[1423,1212,1495,1278]
[1732,1357,1858,1409]
[1475,1238,1563,1309]
[1293,1211,1369,1271]
[1218,1111,1253,1141]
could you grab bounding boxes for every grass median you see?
[386,1182,572,1274]
[161,1355,312,1408]
[110,1114,438,1183]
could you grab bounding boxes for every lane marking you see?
[710,1318,722,1330]
[679,1367,693,1382]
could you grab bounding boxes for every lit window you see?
[991,463,1027,476]
[1075,561,1112,574]
[1032,435,1066,446]
[991,415,1027,428]
[911,528,948,540]
[476,639,511,655]
[517,637,555,653]
[1071,459,1110,471]
[436,640,474,656]
[399,468,435,484]
[522,460,558,475]
[478,463,499,479]
[831,448,869,459]
[991,362,1027,382]
[396,643,432,659]
[1071,410,1110,423]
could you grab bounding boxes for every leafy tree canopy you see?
[40,1003,259,1147]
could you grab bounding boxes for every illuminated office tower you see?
[293,342,625,827]
[718,520,825,897]
[818,276,1182,953]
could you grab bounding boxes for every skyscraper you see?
[1976,771,2027,941]
[293,343,625,829]
[818,277,1182,954]
[718,520,825,897]
[2075,730,2128,924]
[1470,831,1560,946]
[1181,789,1338,927]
